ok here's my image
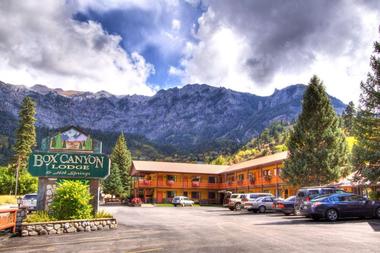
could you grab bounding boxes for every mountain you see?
[0,81,346,163]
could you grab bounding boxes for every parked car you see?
[244,196,275,213]
[273,196,296,215]
[21,193,37,212]
[301,193,380,221]
[172,196,194,207]
[227,193,247,211]
[295,187,345,215]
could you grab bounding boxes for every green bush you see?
[369,191,380,201]
[95,210,113,218]
[50,180,93,220]
[24,211,55,223]
[0,167,37,195]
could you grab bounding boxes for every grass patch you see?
[95,210,113,218]
[0,195,19,205]
[24,211,56,223]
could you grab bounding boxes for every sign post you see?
[28,126,110,214]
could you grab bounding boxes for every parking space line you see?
[126,248,164,253]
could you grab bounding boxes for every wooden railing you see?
[0,209,17,233]
[136,178,282,189]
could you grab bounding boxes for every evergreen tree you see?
[102,163,124,197]
[13,96,37,195]
[353,35,380,182]
[110,133,132,196]
[342,101,356,134]
[282,75,348,186]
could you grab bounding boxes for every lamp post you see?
[17,196,23,209]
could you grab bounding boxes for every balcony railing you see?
[135,178,282,189]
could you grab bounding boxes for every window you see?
[208,176,216,184]
[348,195,365,202]
[183,191,188,197]
[166,191,175,198]
[191,192,200,199]
[263,170,271,176]
[238,174,244,181]
[192,176,201,182]
[208,192,216,199]
[321,189,335,194]
[167,175,175,181]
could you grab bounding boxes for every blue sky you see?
[73,1,206,89]
[0,0,380,103]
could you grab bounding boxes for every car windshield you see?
[285,196,295,202]
[311,196,329,202]
[23,194,37,199]
[183,197,189,200]
[255,197,265,202]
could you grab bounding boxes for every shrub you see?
[95,210,113,218]
[369,191,380,201]
[24,211,55,223]
[50,180,93,220]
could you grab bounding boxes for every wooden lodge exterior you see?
[131,152,299,204]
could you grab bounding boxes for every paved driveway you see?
[1,206,380,253]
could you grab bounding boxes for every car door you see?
[264,197,273,209]
[348,195,371,217]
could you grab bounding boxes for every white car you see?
[21,193,38,211]
[172,196,194,207]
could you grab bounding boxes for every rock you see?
[103,225,109,230]
[27,226,34,231]
[54,224,61,230]
[48,229,57,235]
[64,223,70,229]
[102,221,106,226]
[77,226,84,232]
[91,226,97,231]
[21,230,29,236]
[85,226,91,232]
[74,222,79,228]
[46,226,54,231]
[66,227,76,233]
[97,226,103,230]
[94,221,99,226]
[28,231,38,236]
[35,225,43,232]
[56,228,64,234]
[39,229,48,235]
[106,220,111,225]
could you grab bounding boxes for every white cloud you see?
[171,19,181,31]
[0,1,155,95]
[179,2,380,104]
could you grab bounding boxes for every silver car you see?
[21,193,37,212]
[244,196,275,213]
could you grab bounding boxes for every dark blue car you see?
[301,193,380,221]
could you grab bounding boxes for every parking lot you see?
[1,206,380,253]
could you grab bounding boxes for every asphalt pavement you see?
[1,206,380,253]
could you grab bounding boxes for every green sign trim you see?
[28,152,110,179]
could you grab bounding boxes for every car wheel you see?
[326,209,339,222]
[258,206,266,213]
[229,207,234,211]
[235,203,242,211]
[181,203,185,207]
[295,208,301,216]
[173,204,177,207]
[375,207,380,219]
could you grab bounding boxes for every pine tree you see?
[342,101,356,135]
[282,75,348,186]
[102,163,124,197]
[353,34,380,182]
[110,133,132,196]
[13,96,37,195]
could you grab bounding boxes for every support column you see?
[90,179,100,215]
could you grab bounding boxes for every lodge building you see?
[131,151,299,204]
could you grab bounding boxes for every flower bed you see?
[21,218,117,236]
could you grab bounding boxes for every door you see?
[348,195,371,217]
[157,176,163,186]
[157,191,163,203]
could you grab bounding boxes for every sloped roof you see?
[222,151,288,173]
[132,151,288,175]
[132,161,228,175]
